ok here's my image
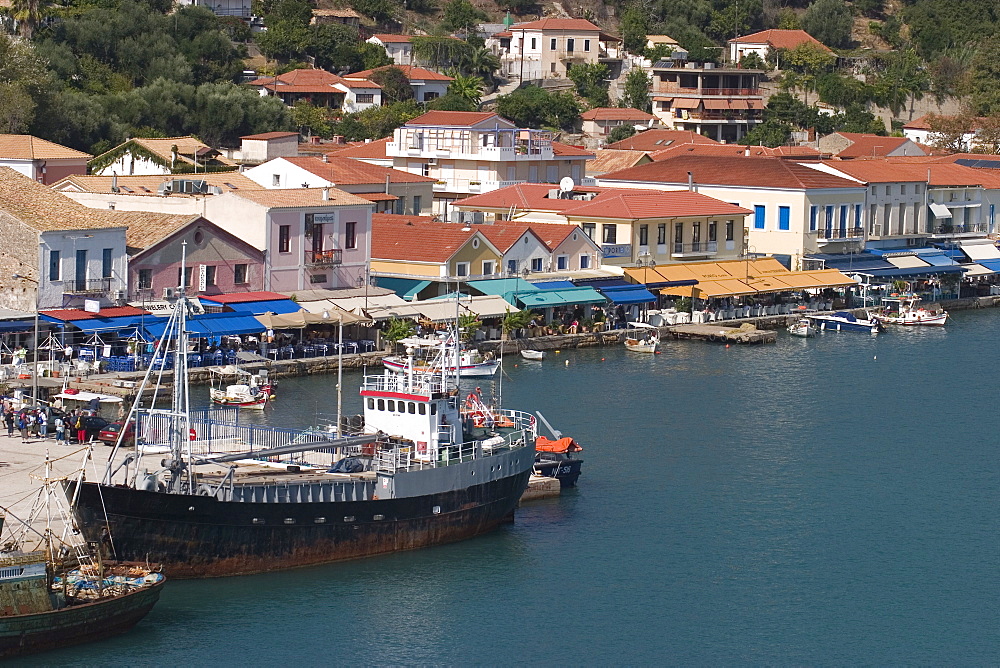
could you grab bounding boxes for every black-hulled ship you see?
[67,262,536,578]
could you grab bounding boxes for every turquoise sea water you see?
[26,310,1000,665]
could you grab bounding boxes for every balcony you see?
[434,178,526,194]
[672,241,717,258]
[653,86,762,97]
[64,278,112,295]
[818,227,865,244]
[306,249,343,266]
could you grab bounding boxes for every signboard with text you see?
[601,244,632,259]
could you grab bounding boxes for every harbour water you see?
[26,310,1000,664]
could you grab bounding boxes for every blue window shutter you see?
[855,204,862,229]
[810,206,818,231]
[778,206,790,231]
[754,205,765,229]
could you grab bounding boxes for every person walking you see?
[37,410,47,439]
[3,409,13,438]
[54,415,65,445]
[18,413,28,443]
[75,411,88,444]
[26,411,37,440]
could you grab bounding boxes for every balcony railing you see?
[306,249,343,266]
[654,87,761,97]
[64,278,111,294]
[819,227,865,241]
[672,241,718,257]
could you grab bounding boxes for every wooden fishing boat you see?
[624,322,659,353]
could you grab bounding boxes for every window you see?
[137,268,151,290]
[272,174,280,187]
[657,223,666,245]
[455,262,469,277]
[674,222,683,244]
[367,398,374,409]
[345,221,357,249]
[692,222,701,246]
[49,250,60,281]
[809,205,818,231]
[531,257,543,272]
[778,206,790,231]
[546,165,558,183]
[855,204,862,228]
[900,184,907,196]
[205,265,216,287]
[584,39,591,52]
[421,163,431,177]
[177,266,193,287]
[75,249,87,288]
[102,248,113,278]
[418,404,426,415]
[825,205,834,229]
[579,254,590,269]
[482,260,495,275]
[708,221,717,242]
[377,399,384,411]
[356,93,374,104]
[234,263,248,284]
[753,205,765,229]
[388,400,395,412]
[557,255,568,270]
[639,224,648,246]
[394,198,404,215]
[423,91,440,101]
[840,205,848,235]
[278,225,290,253]
[582,223,596,240]
[507,259,517,274]
[567,38,575,52]
[310,274,327,284]
[726,220,734,241]
[408,402,416,414]
[550,38,557,50]
[412,196,422,215]
[530,38,537,49]
[602,224,616,244]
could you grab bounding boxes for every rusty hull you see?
[68,471,530,578]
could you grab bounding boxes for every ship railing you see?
[362,373,446,396]
[374,410,536,473]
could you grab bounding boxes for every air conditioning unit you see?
[112,290,126,301]
[162,287,176,299]
[427,158,437,165]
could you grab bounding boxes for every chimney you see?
[322,187,330,201]
[687,171,694,192]
[744,147,750,157]
[322,153,329,163]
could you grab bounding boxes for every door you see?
[75,249,87,292]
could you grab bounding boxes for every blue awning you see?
[531,280,577,290]
[599,284,658,304]
[468,278,538,304]
[805,253,894,271]
[516,287,607,308]
[922,254,960,267]
[975,259,1000,272]
[226,299,302,315]
[0,319,34,333]
[376,277,433,301]
[144,313,266,339]
[856,265,967,278]
[72,315,164,334]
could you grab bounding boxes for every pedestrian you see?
[75,412,88,444]
[54,415,65,444]
[26,411,36,439]
[37,410,47,439]
[18,413,28,443]
[4,409,13,438]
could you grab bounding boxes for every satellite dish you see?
[559,176,575,193]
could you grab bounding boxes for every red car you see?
[97,421,135,447]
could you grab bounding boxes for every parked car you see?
[97,421,135,447]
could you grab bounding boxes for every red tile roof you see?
[603,129,720,151]
[903,114,987,131]
[371,216,493,262]
[324,137,391,159]
[240,131,300,141]
[833,133,922,158]
[562,190,751,219]
[511,18,601,32]
[200,291,290,304]
[601,155,862,189]
[730,29,834,53]
[404,111,499,127]
[649,143,822,160]
[580,107,657,122]
[551,141,595,157]
[455,183,609,212]
[41,306,151,321]
[282,156,437,184]
[371,33,412,43]
[346,65,453,82]
[0,134,91,160]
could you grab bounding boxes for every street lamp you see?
[12,273,39,408]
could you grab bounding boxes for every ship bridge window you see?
[430,404,437,415]
[388,400,395,412]
[408,402,416,414]
[419,404,426,415]
[377,399,385,411]
[367,398,374,409]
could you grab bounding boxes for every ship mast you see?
[173,241,192,492]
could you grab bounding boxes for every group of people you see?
[1,401,94,445]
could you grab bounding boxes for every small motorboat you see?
[787,318,816,337]
[807,311,883,334]
[209,366,274,409]
[874,294,947,327]
[520,349,545,361]
[624,322,659,353]
[383,336,500,377]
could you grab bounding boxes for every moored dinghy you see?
[787,318,816,337]
[624,322,659,352]
[520,349,545,361]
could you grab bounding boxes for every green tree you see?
[496,86,580,131]
[607,125,636,144]
[801,0,852,49]
[383,318,415,348]
[620,5,648,55]
[738,119,792,147]
[0,33,49,134]
[440,0,487,35]
[10,0,52,40]
[368,67,414,103]
[448,73,484,104]
[307,23,365,72]
[621,68,650,112]
[868,49,930,118]
[816,72,875,108]
[358,42,393,70]
[779,42,836,104]
[459,46,501,89]
[568,62,610,108]
[739,52,766,71]
[967,37,1000,116]
[350,0,398,25]
[291,100,332,138]
[708,0,762,41]
[256,19,310,62]
[427,92,478,111]
[412,36,472,71]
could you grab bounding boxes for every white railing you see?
[362,372,446,396]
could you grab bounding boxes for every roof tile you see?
[601,155,862,189]
[0,134,91,160]
[282,156,436,184]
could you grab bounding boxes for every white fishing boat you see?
[624,322,659,353]
[520,349,545,361]
[382,335,500,377]
[787,318,816,337]
[874,294,947,327]
[209,366,273,409]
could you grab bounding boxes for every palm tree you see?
[11,0,50,39]
[448,73,484,105]
[460,47,501,90]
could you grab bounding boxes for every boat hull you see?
[624,341,657,353]
[382,358,499,377]
[533,458,583,487]
[0,577,164,658]
[67,471,531,578]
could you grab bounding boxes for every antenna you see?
[559,176,575,195]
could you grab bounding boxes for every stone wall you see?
[0,212,40,311]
